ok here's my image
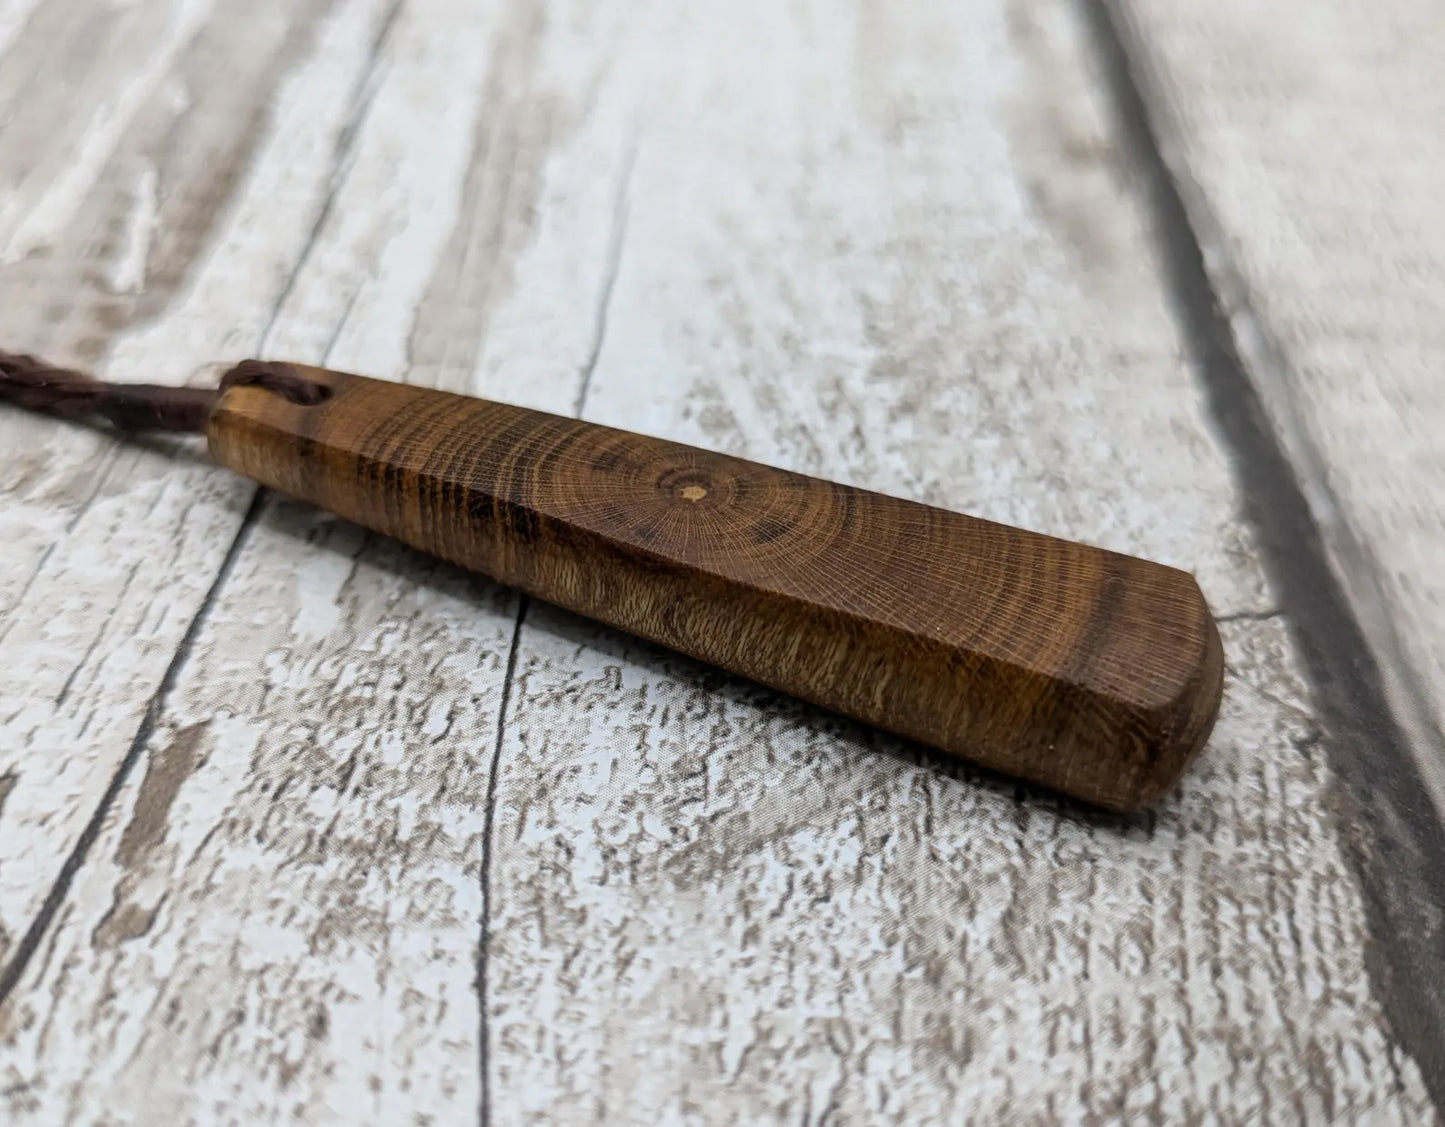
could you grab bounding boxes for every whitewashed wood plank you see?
[0,0,396,979]
[2,0,634,1121]
[0,0,46,63]
[1101,0,1445,1098]
[0,0,215,260]
[1111,0,1445,820]
[484,0,1439,1122]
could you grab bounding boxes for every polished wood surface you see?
[208,365,1224,811]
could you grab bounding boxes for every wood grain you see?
[0,0,1438,1123]
[0,0,380,971]
[1105,0,1445,1093]
[1108,0,1445,815]
[209,368,1222,810]
[481,0,1438,1121]
[3,0,635,1118]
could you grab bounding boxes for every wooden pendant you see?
[208,364,1224,811]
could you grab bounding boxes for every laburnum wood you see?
[208,365,1224,811]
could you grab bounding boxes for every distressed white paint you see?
[1118,0,1445,817]
[0,0,1438,1124]
[2,0,639,1121]
[0,0,46,59]
[109,0,400,373]
[106,163,159,294]
[268,0,511,381]
[0,0,216,262]
[0,0,399,970]
[483,1,1437,1121]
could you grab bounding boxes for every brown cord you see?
[0,351,328,434]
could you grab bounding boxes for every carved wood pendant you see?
[209,365,1224,811]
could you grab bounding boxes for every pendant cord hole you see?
[0,351,333,434]
[219,361,333,406]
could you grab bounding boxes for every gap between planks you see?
[479,135,638,1124]
[0,491,263,1004]
[0,0,404,1002]
[1080,0,1445,1108]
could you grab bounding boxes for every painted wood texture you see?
[208,370,1224,810]
[1114,0,1445,817]
[0,0,384,979]
[1105,0,1445,1090]
[0,2,1437,1125]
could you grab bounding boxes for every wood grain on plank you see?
[3,0,629,1118]
[1105,0,1445,1097]
[0,0,386,970]
[1113,0,1445,818]
[478,0,1437,1122]
[0,0,1437,1124]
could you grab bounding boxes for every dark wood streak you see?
[208,366,1225,810]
